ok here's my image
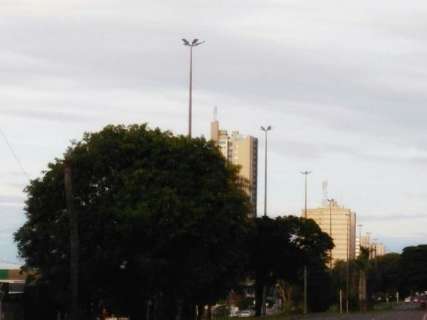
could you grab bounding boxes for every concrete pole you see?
[301,171,311,314]
[327,199,334,268]
[264,129,268,217]
[188,46,193,137]
[304,266,308,314]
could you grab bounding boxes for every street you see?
[284,304,427,320]
[302,311,426,320]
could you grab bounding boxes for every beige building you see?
[355,237,361,257]
[359,234,386,258]
[304,200,356,265]
[211,120,258,217]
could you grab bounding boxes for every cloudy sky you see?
[1,0,427,261]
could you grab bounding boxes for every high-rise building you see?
[355,237,361,257]
[304,200,356,265]
[211,120,258,217]
[359,234,386,258]
[374,243,386,257]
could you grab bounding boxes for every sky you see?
[1,0,427,262]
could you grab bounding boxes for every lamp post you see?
[301,171,311,314]
[182,38,204,138]
[261,126,272,217]
[327,198,334,268]
[346,213,350,313]
[301,171,311,218]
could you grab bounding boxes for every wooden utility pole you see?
[64,161,79,320]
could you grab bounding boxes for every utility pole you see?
[64,161,79,320]
[301,171,311,314]
[182,38,204,138]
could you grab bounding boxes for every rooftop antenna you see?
[213,106,218,121]
[322,180,328,205]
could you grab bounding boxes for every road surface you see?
[288,304,427,319]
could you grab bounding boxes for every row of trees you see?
[331,245,427,311]
[14,125,334,320]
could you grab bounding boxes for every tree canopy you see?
[15,124,252,319]
[247,216,333,315]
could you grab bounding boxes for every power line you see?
[0,127,30,181]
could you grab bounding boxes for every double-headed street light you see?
[182,38,205,138]
[261,126,272,217]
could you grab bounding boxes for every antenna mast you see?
[322,180,328,206]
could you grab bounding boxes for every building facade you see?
[359,234,385,259]
[211,120,258,217]
[304,200,356,265]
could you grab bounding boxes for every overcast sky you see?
[1,0,427,262]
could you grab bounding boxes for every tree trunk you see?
[255,276,265,317]
[196,305,204,320]
[207,305,212,320]
[181,302,196,320]
[359,270,367,312]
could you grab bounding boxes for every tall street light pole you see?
[358,224,363,253]
[327,198,334,268]
[261,126,272,217]
[301,171,311,314]
[346,214,350,313]
[182,38,205,138]
[301,171,311,218]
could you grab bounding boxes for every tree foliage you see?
[400,245,427,294]
[15,124,251,319]
[247,216,333,316]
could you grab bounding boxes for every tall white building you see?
[211,120,258,217]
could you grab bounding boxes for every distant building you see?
[360,234,371,248]
[304,200,356,265]
[359,234,386,258]
[211,120,258,217]
[355,237,361,257]
[374,243,386,257]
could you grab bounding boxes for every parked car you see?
[237,310,255,317]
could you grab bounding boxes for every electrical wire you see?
[0,127,30,181]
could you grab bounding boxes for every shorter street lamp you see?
[260,126,272,217]
[327,198,334,268]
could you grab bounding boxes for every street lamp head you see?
[192,39,205,46]
[183,38,205,47]
[300,171,311,175]
[261,125,272,132]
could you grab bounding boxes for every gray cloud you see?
[2,0,427,256]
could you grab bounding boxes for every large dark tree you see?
[400,245,427,294]
[247,216,333,316]
[15,124,251,320]
[368,253,402,300]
